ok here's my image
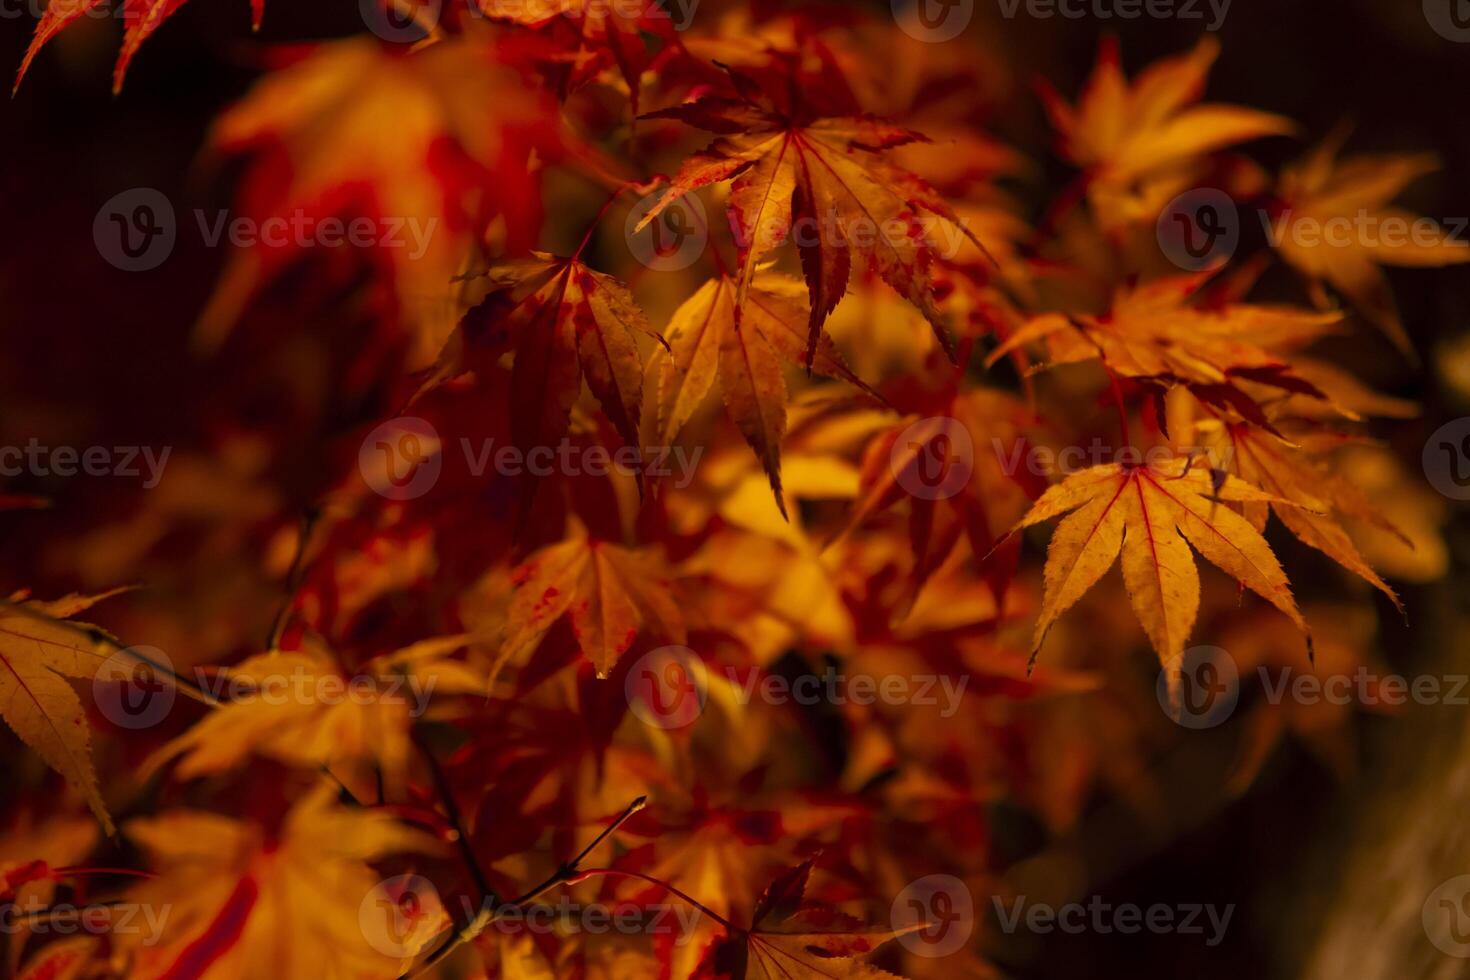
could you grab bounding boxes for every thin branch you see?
[266,506,321,650]
[566,867,732,931]
[412,732,496,906]
[401,795,647,979]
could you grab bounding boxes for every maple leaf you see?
[442,253,664,458]
[15,936,97,980]
[1332,443,1449,585]
[1197,418,1405,613]
[16,0,262,94]
[121,782,444,979]
[638,76,980,366]
[841,388,1040,603]
[1270,135,1470,356]
[0,811,98,974]
[475,0,678,116]
[0,592,134,836]
[1219,602,1384,794]
[1012,455,1311,688]
[617,800,785,924]
[987,273,1338,426]
[693,858,920,979]
[195,39,561,361]
[646,273,877,515]
[497,529,685,678]
[1039,37,1293,225]
[141,635,482,795]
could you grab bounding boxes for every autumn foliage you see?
[2,2,1464,978]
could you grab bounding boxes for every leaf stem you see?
[573,185,633,260]
[568,867,734,931]
[1106,368,1132,457]
[266,506,320,650]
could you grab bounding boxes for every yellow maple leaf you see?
[1013,456,1310,690]
[121,782,444,979]
[1271,134,1470,356]
[142,635,482,796]
[0,592,135,836]
[646,274,875,515]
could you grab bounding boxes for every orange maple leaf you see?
[1012,455,1312,690]
[693,858,922,980]
[497,530,686,679]
[638,80,982,366]
[17,0,263,94]
[647,273,876,515]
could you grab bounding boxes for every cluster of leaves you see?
[3,3,1460,978]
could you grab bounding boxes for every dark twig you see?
[401,795,647,979]
[266,506,321,650]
